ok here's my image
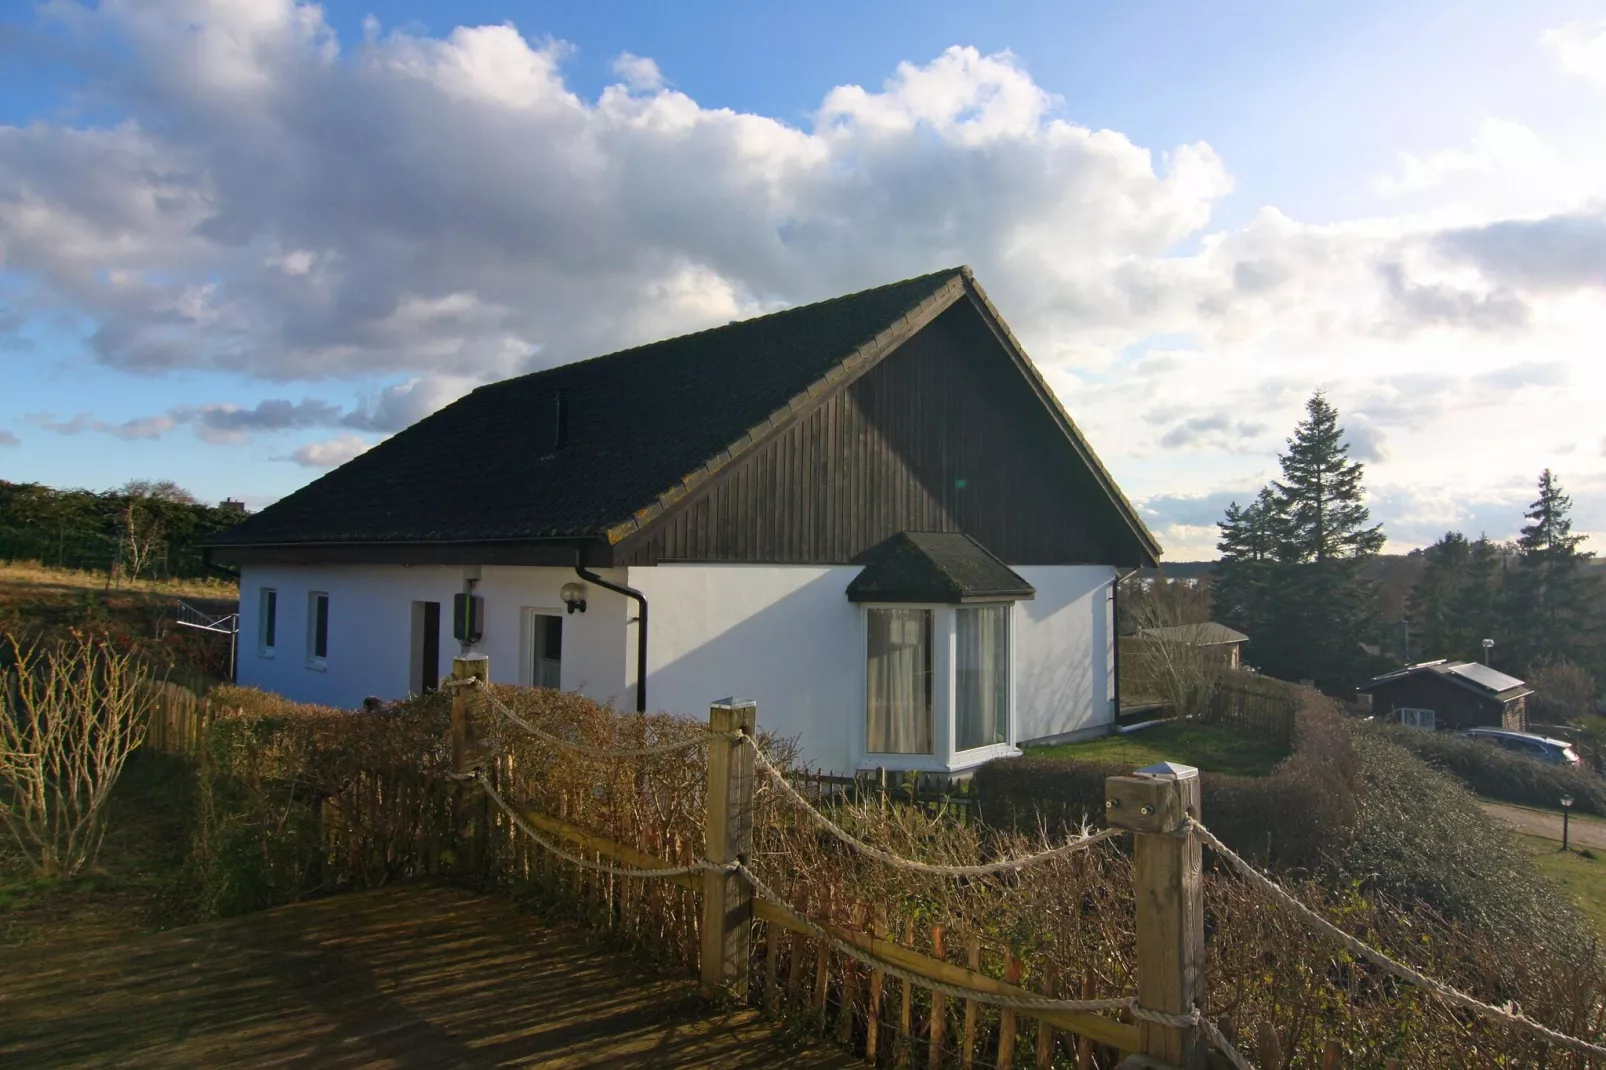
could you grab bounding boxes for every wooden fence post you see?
[449,655,489,874]
[1104,762,1204,1070]
[700,699,757,1000]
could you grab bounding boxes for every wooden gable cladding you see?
[616,299,1145,567]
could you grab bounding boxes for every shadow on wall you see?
[1012,578,1102,744]
[644,570,861,771]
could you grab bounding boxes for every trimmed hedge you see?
[975,690,1359,871]
[1361,722,1606,817]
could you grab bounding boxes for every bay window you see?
[866,608,933,754]
[955,605,1009,750]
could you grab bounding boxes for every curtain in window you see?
[956,605,1008,750]
[866,608,932,754]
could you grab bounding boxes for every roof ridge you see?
[478,265,969,393]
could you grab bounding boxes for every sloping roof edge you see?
[603,271,971,546]
[607,267,1162,565]
[958,273,1162,564]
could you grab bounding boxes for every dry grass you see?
[0,560,236,601]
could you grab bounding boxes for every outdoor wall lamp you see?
[1562,795,1575,853]
[560,581,588,614]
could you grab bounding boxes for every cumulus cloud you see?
[1436,213,1606,292]
[1544,20,1606,91]
[1342,413,1389,463]
[279,434,373,468]
[0,3,1603,559]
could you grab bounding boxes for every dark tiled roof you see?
[209,269,965,547]
[846,532,1035,604]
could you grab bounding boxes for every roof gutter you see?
[575,547,649,714]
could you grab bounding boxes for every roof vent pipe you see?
[575,547,648,713]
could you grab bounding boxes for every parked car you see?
[1458,727,1583,767]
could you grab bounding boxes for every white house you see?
[208,267,1161,776]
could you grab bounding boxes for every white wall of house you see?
[236,560,1114,774]
[629,562,1115,775]
[236,564,632,709]
[1011,565,1117,745]
[628,564,865,774]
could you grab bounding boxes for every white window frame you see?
[258,587,277,658]
[307,591,329,671]
[854,603,1020,775]
[1398,706,1435,730]
[519,606,567,689]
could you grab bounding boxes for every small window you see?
[866,608,932,754]
[1398,707,1435,731]
[259,588,277,657]
[307,592,329,667]
[956,605,1009,750]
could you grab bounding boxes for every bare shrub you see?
[1125,597,1226,718]
[1528,656,1598,724]
[0,633,154,877]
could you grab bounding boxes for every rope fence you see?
[1191,816,1606,1060]
[742,734,1124,878]
[449,676,1606,1067]
[451,676,730,757]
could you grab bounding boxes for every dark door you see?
[418,601,441,694]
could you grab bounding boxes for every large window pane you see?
[956,605,1008,750]
[866,608,932,754]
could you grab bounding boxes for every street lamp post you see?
[1482,638,1495,666]
[1562,795,1575,853]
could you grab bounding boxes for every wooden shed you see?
[1358,660,1530,732]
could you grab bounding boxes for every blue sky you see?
[2,0,1604,556]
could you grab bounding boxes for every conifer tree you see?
[1506,470,1599,670]
[1213,392,1385,689]
[1451,535,1506,665]
[1409,532,1471,661]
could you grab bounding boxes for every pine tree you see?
[1450,535,1505,665]
[1506,470,1599,669]
[1213,488,1282,668]
[1409,532,1471,661]
[1264,392,1384,688]
[1272,392,1386,563]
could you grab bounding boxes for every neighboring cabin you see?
[1358,660,1531,732]
[206,267,1159,776]
[1128,622,1249,670]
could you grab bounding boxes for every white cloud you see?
[0,3,1602,560]
[611,52,663,92]
[26,410,177,440]
[281,434,373,468]
[1544,20,1606,91]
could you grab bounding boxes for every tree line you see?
[1210,392,1601,698]
[0,479,247,581]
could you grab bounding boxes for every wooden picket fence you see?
[1202,674,1299,748]
[139,678,213,755]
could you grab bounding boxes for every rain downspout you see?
[1112,567,1138,726]
[575,548,649,714]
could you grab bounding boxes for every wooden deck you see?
[1,884,855,1069]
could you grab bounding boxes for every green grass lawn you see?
[1520,834,1606,941]
[1024,720,1290,778]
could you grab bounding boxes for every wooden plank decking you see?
[0,884,855,1068]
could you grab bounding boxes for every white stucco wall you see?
[236,564,631,709]
[629,562,1115,774]
[236,560,1114,771]
[1011,565,1117,745]
[627,564,865,774]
